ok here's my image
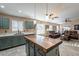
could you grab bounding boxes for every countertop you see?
[0,32,35,37]
[24,34,62,53]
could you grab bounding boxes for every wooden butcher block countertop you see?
[24,34,62,53]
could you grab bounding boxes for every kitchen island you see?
[24,34,62,56]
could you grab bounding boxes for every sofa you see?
[48,31,60,38]
[62,30,78,41]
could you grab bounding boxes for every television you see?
[74,25,79,30]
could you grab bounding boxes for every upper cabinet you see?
[0,16,10,29]
[24,21,35,29]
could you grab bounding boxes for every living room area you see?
[0,3,79,56]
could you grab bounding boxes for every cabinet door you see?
[2,17,9,29]
[11,36,18,46]
[0,16,3,29]
[11,36,25,46]
[5,37,12,48]
[0,37,5,49]
[24,21,34,29]
[0,37,11,50]
[16,36,26,45]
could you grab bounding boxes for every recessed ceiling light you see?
[0,5,5,8]
[18,10,22,13]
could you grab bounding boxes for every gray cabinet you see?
[0,16,3,28]
[0,37,6,49]
[16,36,26,45]
[24,21,35,29]
[0,36,26,50]
[11,36,18,46]
[0,16,9,29]
[0,37,12,49]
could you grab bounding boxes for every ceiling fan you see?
[50,15,59,20]
[65,18,71,22]
[45,13,59,20]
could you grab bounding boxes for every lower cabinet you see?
[0,37,12,50]
[0,36,26,50]
[17,36,26,45]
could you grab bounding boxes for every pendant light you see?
[33,3,36,24]
[45,3,49,20]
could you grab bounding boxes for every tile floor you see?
[0,45,26,56]
[0,39,79,56]
[59,39,79,56]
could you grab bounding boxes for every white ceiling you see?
[0,3,79,24]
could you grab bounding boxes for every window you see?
[63,26,70,31]
[12,20,23,31]
[36,24,45,34]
